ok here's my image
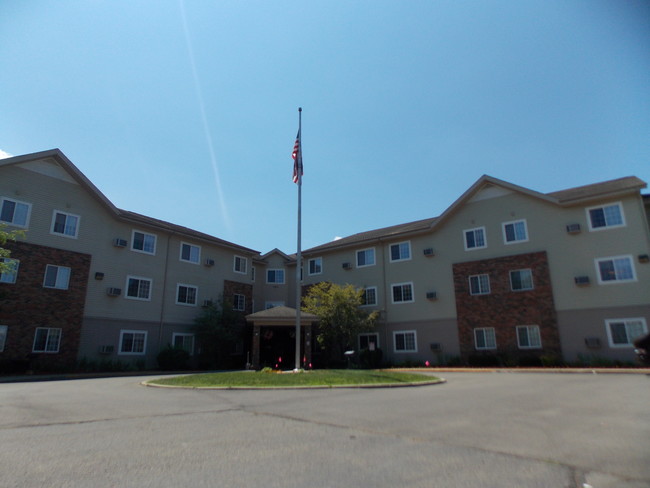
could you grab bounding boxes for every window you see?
[265,301,284,309]
[51,210,79,238]
[43,265,71,290]
[0,325,7,352]
[392,282,414,303]
[587,202,625,231]
[0,258,19,284]
[132,230,156,254]
[464,227,486,250]
[251,266,256,282]
[308,257,322,275]
[361,287,377,306]
[234,255,247,274]
[389,242,411,262]
[474,328,496,350]
[172,333,194,355]
[119,330,147,355]
[356,248,375,267]
[126,276,152,300]
[503,219,528,244]
[510,269,534,291]
[516,325,541,349]
[180,242,200,264]
[596,256,636,284]
[176,284,198,306]
[394,331,417,353]
[0,197,31,227]
[32,327,62,353]
[267,269,285,284]
[469,274,490,295]
[233,293,246,312]
[606,318,647,348]
[359,333,379,351]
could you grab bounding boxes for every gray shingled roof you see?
[547,176,646,203]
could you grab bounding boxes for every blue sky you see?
[1,0,648,254]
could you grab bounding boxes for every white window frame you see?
[172,333,195,355]
[131,230,157,255]
[0,197,31,228]
[356,248,376,268]
[502,219,528,244]
[233,293,246,312]
[176,283,198,306]
[125,275,153,301]
[0,258,19,284]
[469,274,490,295]
[234,255,247,274]
[595,255,636,284]
[179,242,201,264]
[516,325,542,350]
[0,325,8,352]
[308,257,323,276]
[393,330,417,353]
[43,264,71,290]
[361,286,378,307]
[359,332,380,351]
[391,282,414,304]
[389,241,411,263]
[510,269,534,291]
[266,269,285,284]
[50,210,80,239]
[586,202,625,231]
[605,318,647,348]
[32,327,62,353]
[119,329,148,355]
[464,227,487,251]
[474,327,496,350]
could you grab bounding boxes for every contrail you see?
[179,0,231,231]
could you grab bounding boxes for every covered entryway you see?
[245,306,319,370]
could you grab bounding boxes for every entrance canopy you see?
[245,306,319,327]
[245,306,319,369]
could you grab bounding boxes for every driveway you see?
[0,371,648,488]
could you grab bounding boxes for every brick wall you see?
[223,279,253,315]
[453,251,561,363]
[0,241,90,371]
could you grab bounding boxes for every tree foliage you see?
[0,224,25,274]
[191,299,245,369]
[302,282,378,363]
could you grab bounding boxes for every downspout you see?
[157,232,173,354]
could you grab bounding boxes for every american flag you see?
[292,130,303,183]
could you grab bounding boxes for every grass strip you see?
[148,369,439,388]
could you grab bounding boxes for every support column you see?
[252,325,261,370]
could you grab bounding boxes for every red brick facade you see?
[453,251,561,363]
[223,279,253,315]
[0,241,91,371]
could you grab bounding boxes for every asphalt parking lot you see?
[1,371,648,488]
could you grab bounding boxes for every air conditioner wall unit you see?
[574,276,590,286]
[113,238,127,248]
[205,258,215,266]
[99,345,114,354]
[342,262,352,270]
[426,291,437,300]
[566,224,581,234]
[584,337,601,348]
[423,248,435,257]
[107,287,122,296]
[202,299,213,307]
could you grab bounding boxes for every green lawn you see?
[147,369,440,388]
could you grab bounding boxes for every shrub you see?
[157,345,190,371]
[359,348,383,369]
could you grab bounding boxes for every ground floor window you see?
[119,330,147,355]
[474,327,496,350]
[393,330,417,353]
[32,327,62,353]
[516,325,541,349]
[172,333,195,355]
[605,318,647,347]
[358,333,379,351]
[0,325,8,352]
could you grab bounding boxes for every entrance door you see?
[259,327,295,368]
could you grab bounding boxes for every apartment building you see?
[1,149,649,370]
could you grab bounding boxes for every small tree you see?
[0,224,24,274]
[192,299,244,369]
[302,282,378,365]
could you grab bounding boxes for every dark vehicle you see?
[633,333,650,366]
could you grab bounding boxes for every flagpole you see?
[294,107,302,372]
